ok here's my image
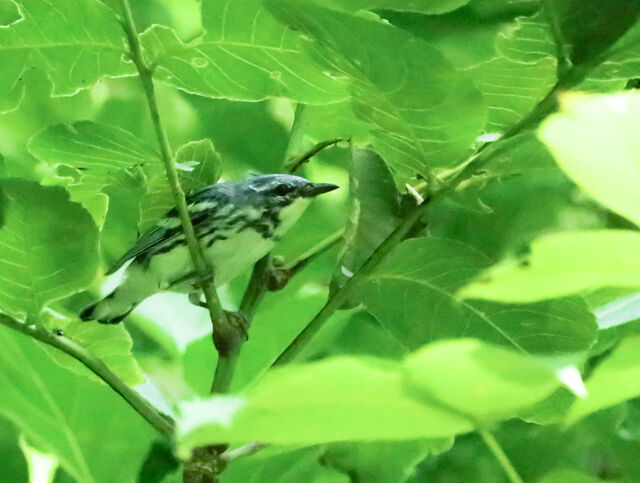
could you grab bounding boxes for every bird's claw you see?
[188,291,208,308]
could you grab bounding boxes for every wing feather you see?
[105,184,229,275]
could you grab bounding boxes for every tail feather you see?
[79,291,138,324]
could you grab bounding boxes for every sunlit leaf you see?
[460,231,640,303]
[404,339,559,421]
[176,357,473,455]
[567,336,640,425]
[539,92,640,226]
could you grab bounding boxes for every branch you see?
[287,138,344,174]
[479,430,524,483]
[0,314,174,438]
[119,2,242,359]
[220,442,267,463]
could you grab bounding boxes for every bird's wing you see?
[105,185,229,275]
[105,224,181,275]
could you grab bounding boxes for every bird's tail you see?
[79,290,138,324]
[80,266,159,324]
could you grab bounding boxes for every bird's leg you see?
[185,269,217,308]
[186,272,250,340]
[188,291,208,308]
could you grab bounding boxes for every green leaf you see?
[539,92,640,227]
[580,22,640,92]
[567,336,640,426]
[44,321,145,387]
[0,417,28,483]
[459,231,640,303]
[539,467,602,483]
[404,339,559,421]
[330,149,402,303]
[0,180,98,321]
[0,325,156,483]
[0,0,134,113]
[323,0,470,14]
[28,121,159,227]
[140,139,222,231]
[221,446,349,483]
[356,237,596,354]
[139,0,349,103]
[176,357,473,455]
[467,10,556,133]
[324,439,451,483]
[545,0,640,66]
[267,0,486,178]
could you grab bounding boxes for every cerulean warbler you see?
[80,174,338,324]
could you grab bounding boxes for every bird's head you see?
[242,174,337,204]
[232,174,338,235]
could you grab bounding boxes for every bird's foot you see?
[188,291,207,308]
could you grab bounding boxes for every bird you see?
[80,174,338,324]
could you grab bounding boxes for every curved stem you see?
[479,430,524,483]
[0,315,173,438]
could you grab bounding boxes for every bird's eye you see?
[273,184,293,196]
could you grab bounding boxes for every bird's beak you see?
[302,183,339,197]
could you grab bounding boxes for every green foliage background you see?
[2,0,640,481]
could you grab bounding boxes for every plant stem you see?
[280,229,344,272]
[287,138,344,174]
[479,430,524,483]
[221,442,267,463]
[120,1,241,360]
[0,315,173,438]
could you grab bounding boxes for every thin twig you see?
[280,229,344,273]
[479,430,524,483]
[287,138,345,174]
[0,314,174,438]
[221,442,267,463]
